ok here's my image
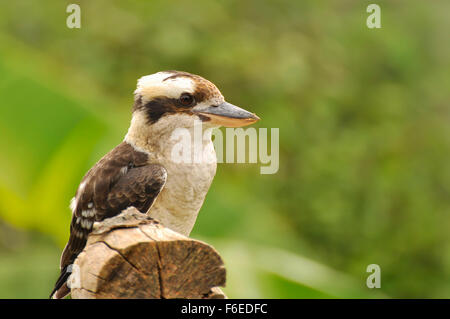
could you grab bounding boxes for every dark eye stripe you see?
[144,99,176,123]
[133,81,210,123]
[138,95,198,124]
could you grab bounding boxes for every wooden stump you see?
[70,207,226,299]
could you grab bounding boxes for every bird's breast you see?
[147,142,217,236]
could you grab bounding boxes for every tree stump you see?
[69,207,226,299]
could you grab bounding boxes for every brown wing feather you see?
[105,165,167,217]
[51,142,166,298]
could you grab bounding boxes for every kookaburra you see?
[50,71,259,298]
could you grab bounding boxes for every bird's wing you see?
[51,142,166,298]
[104,165,167,218]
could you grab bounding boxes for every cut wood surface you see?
[70,207,226,299]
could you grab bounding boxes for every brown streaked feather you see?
[162,70,197,82]
[60,142,149,267]
[103,165,166,219]
[162,71,222,102]
[51,141,166,298]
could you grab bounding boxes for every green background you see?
[0,0,449,298]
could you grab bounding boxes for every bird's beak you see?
[194,102,260,127]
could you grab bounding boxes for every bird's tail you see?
[50,220,89,299]
[49,265,71,299]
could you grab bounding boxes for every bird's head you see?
[132,71,260,128]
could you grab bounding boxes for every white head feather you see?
[135,72,196,102]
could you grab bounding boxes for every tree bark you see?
[69,207,226,299]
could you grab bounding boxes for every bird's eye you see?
[179,93,195,107]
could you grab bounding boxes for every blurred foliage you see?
[0,0,449,298]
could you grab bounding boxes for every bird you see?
[50,70,260,298]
